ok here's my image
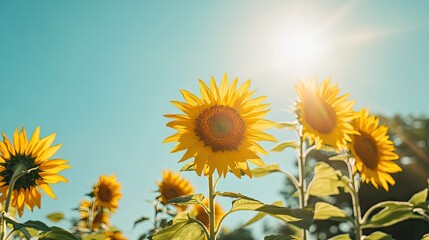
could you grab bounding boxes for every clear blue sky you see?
[1,1,429,239]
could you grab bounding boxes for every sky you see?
[1,1,429,239]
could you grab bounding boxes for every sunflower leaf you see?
[242,201,283,227]
[264,235,302,240]
[328,234,352,240]
[313,202,349,221]
[421,233,429,240]
[151,213,205,240]
[328,153,349,161]
[308,162,346,197]
[271,141,298,152]
[229,199,313,229]
[409,188,428,207]
[39,227,78,240]
[168,193,205,205]
[215,191,257,201]
[133,216,150,229]
[251,164,282,178]
[362,201,423,229]
[46,212,65,223]
[180,162,195,172]
[364,231,394,240]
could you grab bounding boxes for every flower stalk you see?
[208,174,216,240]
[297,133,307,240]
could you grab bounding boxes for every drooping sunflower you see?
[348,109,401,191]
[192,199,224,231]
[0,126,70,216]
[295,78,357,150]
[164,74,277,177]
[157,170,194,211]
[93,174,122,212]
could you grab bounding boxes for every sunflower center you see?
[98,186,113,202]
[354,132,379,169]
[165,188,179,200]
[303,95,337,134]
[0,155,41,190]
[195,105,245,151]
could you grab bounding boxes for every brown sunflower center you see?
[195,105,245,151]
[354,132,379,169]
[303,95,337,134]
[98,186,113,202]
[0,155,41,190]
[165,188,179,200]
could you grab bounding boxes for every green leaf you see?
[364,231,394,240]
[313,202,348,221]
[328,234,351,240]
[229,199,313,229]
[308,162,346,197]
[276,122,297,130]
[168,193,204,205]
[409,188,428,207]
[328,153,349,161]
[271,141,298,152]
[421,233,429,240]
[134,216,150,228]
[180,162,195,172]
[4,217,51,232]
[215,191,257,201]
[242,201,283,227]
[39,227,78,240]
[251,164,282,178]
[264,235,302,240]
[81,233,107,240]
[151,213,205,240]
[363,201,423,228]
[46,212,65,223]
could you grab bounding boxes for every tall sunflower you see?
[295,78,357,150]
[192,199,224,231]
[164,74,277,177]
[93,174,122,212]
[157,170,194,211]
[348,109,401,191]
[0,126,70,216]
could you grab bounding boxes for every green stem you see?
[1,164,35,240]
[208,175,216,240]
[189,217,210,239]
[297,134,307,240]
[346,158,362,240]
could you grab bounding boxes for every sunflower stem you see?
[208,174,216,240]
[297,133,307,240]
[1,164,35,240]
[346,157,363,240]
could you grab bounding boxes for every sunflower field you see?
[1,1,429,240]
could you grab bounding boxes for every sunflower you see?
[192,199,224,231]
[157,170,194,211]
[295,78,357,150]
[105,231,127,240]
[348,109,401,191]
[78,199,110,230]
[0,126,70,216]
[164,74,277,177]
[93,174,122,212]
